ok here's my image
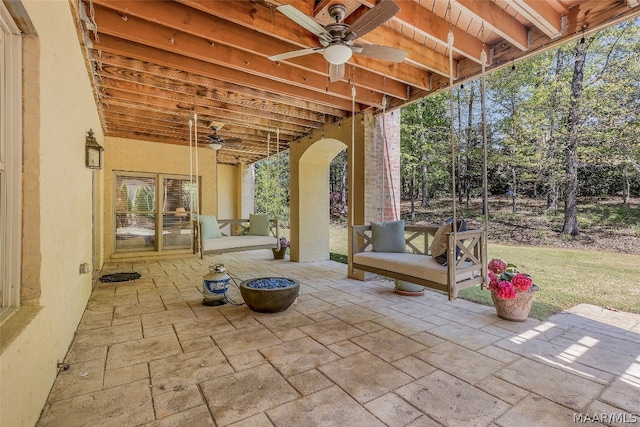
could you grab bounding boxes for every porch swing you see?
[350,29,489,300]
[190,114,281,258]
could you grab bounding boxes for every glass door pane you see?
[115,175,156,251]
[162,177,194,249]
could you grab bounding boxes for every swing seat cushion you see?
[195,218,280,257]
[202,235,278,253]
[352,251,476,286]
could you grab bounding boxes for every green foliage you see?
[400,93,451,203]
[420,19,639,204]
[330,253,348,264]
[254,152,290,225]
[134,185,155,212]
[329,150,348,221]
[577,201,640,228]
[118,182,133,212]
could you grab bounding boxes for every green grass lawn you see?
[323,226,640,320]
[460,245,640,319]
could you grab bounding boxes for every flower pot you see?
[240,277,299,313]
[272,247,287,259]
[491,285,538,321]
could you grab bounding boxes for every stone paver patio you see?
[38,251,640,426]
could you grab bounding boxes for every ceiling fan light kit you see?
[209,143,222,150]
[323,44,353,65]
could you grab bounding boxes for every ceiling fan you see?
[206,126,243,150]
[269,0,407,82]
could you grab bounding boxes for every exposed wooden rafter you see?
[506,0,564,39]
[72,0,640,165]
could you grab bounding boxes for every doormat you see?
[99,272,141,283]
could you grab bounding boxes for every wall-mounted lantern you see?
[85,129,103,169]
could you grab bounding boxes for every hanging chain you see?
[448,27,458,236]
[480,22,489,286]
[349,83,356,229]
[188,118,194,221]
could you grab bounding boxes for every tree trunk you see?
[482,189,489,216]
[546,49,564,215]
[466,86,474,205]
[457,89,463,204]
[511,166,517,213]
[420,153,429,207]
[547,181,558,213]
[563,39,586,237]
[457,153,463,204]
[409,171,416,221]
[466,167,471,206]
[622,166,629,206]
[340,154,347,214]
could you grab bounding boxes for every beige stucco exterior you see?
[0,1,104,426]
[217,163,240,219]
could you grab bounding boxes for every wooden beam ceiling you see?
[73,0,640,165]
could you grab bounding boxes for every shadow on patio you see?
[38,251,640,426]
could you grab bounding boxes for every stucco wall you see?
[240,164,256,218]
[217,163,238,219]
[0,1,104,426]
[103,137,219,258]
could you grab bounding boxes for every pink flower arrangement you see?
[487,258,536,300]
[279,237,291,248]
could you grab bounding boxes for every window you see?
[114,173,197,252]
[0,3,22,323]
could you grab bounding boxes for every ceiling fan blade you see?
[276,5,332,44]
[269,47,322,62]
[329,63,345,82]
[223,138,243,144]
[345,0,399,40]
[355,44,407,62]
[223,143,250,151]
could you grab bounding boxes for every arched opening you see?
[295,137,347,262]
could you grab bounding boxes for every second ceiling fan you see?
[269,0,407,82]
[206,126,244,150]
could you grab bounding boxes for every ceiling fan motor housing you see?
[328,4,347,23]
